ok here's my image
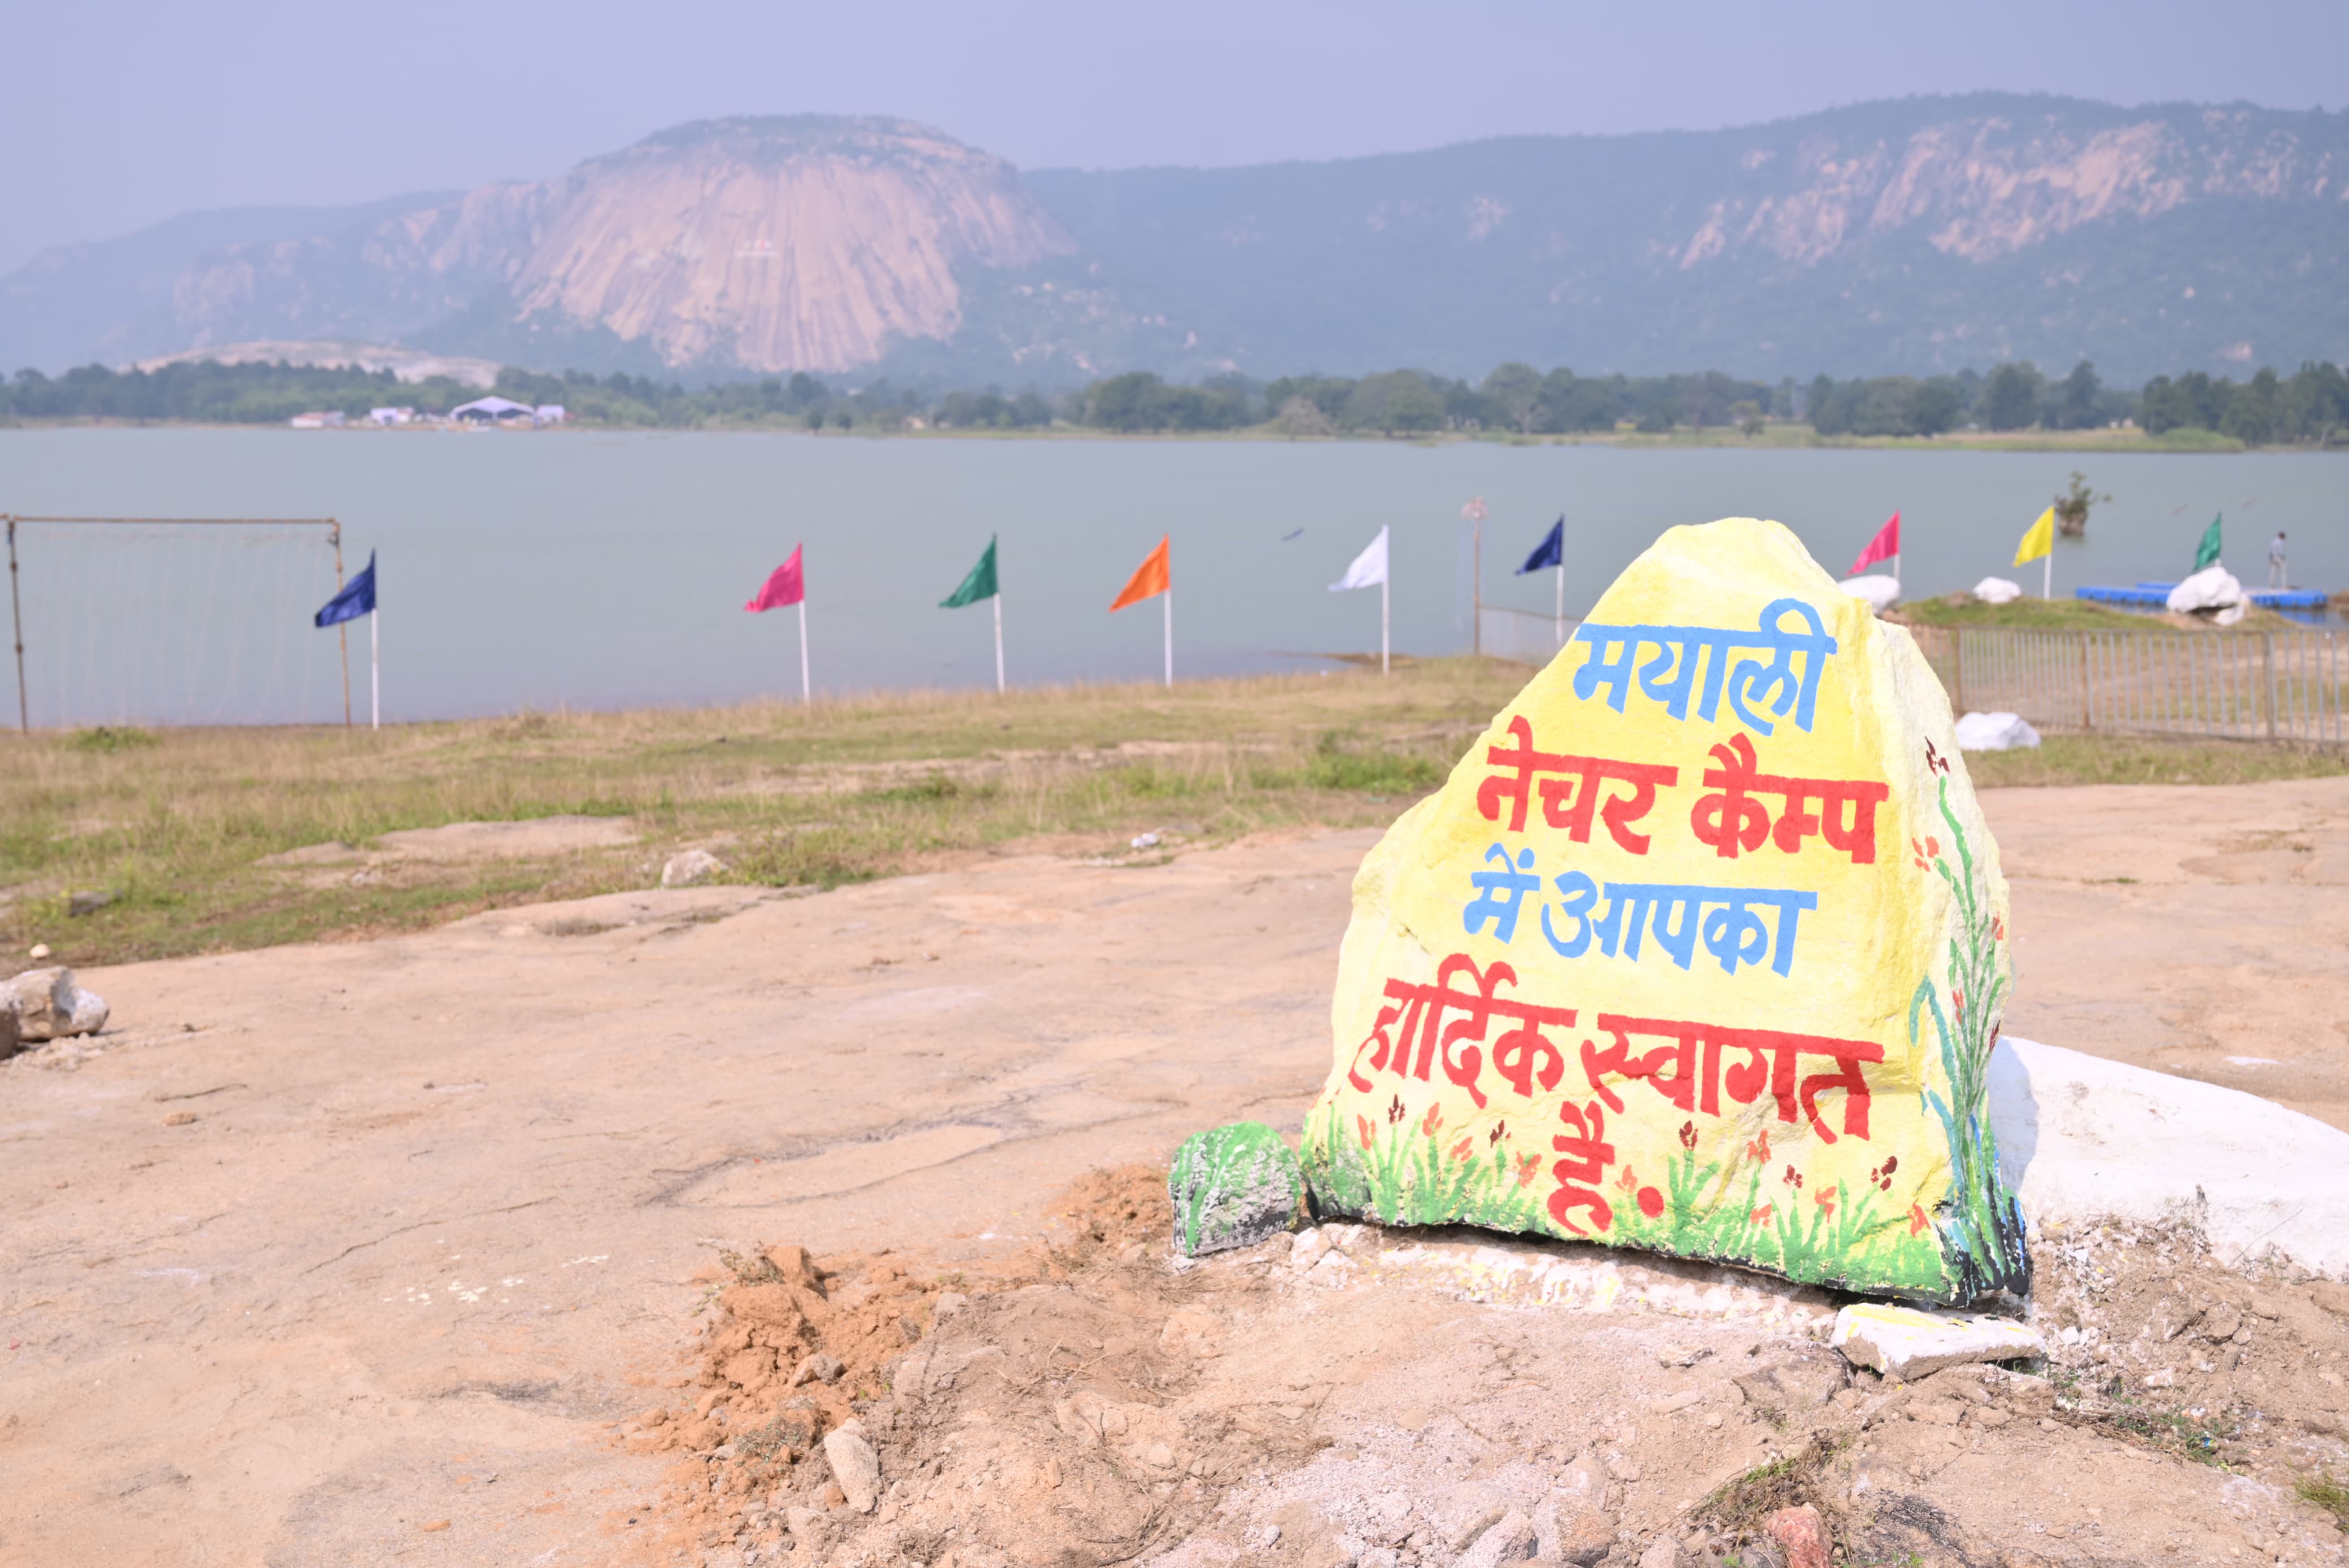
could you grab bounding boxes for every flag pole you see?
[7,517,27,735]
[993,592,1005,695]
[1381,573,1390,675]
[331,521,351,730]
[9,514,28,737]
[369,608,379,731]
[798,600,811,704]
[1162,589,1172,688]
[1473,516,1483,657]
[2043,553,2051,600]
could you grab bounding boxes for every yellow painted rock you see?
[1302,518,2028,1303]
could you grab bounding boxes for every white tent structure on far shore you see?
[451,395,534,423]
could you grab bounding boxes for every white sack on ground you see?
[1954,710,2041,750]
[2166,565,2244,613]
[1990,1036,2349,1279]
[1972,576,2023,605]
[1836,574,1900,613]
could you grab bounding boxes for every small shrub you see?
[67,726,156,753]
[2294,1473,2347,1531]
[1300,731,1443,793]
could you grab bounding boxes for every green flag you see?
[940,535,999,608]
[2193,513,2223,572]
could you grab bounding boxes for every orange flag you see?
[1110,535,1171,610]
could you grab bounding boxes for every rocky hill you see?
[1021,94,2349,385]
[2,116,1072,379]
[5,97,2345,385]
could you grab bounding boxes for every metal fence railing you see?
[1483,612,2347,745]
[1480,606,1580,667]
[1909,625,2349,745]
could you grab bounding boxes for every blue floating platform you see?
[2075,584,2330,609]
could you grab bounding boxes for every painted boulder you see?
[1301,518,2028,1303]
[1169,1121,1306,1259]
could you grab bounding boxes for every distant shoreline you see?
[0,418,2280,455]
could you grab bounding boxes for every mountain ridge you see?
[6,94,2344,386]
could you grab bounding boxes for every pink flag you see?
[1849,512,1900,575]
[745,545,805,611]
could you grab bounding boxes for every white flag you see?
[1329,525,1389,592]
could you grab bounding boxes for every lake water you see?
[3,427,2344,726]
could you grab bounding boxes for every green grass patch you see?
[1966,735,2349,788]
[2298,1473,2349,1532]
[1692,1432,1848,1540]
[2101,1400,2241,1467]
[1894,597,2171,632]
[66,725,158,753]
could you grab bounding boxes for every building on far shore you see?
[532,404,567,425]
[451,395,535,424]
[369,406,416,426]
[289,410,346,429]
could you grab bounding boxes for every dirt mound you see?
[610,1172,2349,1568]
[610,1166,1209,1563]
[1038,1162,1173,1269]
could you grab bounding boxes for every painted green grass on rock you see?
[1913,773,2032,1299]
[1301,1103,1946,1294]
[1302,1100,1546,1234]
[1168,1121,1303,1257]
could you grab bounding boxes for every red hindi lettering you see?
[1578,1017,1715,1116]
[1477,715,1562,833]
[1548,1098,1616,1237]
[1477,714,1676,855]
[1345,955,1573,1108]
[1689,731,1890,864]
[1718,1029,1884,1142]
[1491,1009,1571,1098]
[1584,1015,1883,1143]
[1689,733,1772,858]
[1434,954,1513,1111]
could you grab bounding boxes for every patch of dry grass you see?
[0,662,1530,966]
[7,659,2344,968]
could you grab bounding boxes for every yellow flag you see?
[2013,506,2055,566]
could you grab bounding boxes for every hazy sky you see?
[6,0,2344,273]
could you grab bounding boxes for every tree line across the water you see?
[3,355,2346,447]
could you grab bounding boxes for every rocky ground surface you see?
[5,781,2349,1565]
[627,1185,2349,1567]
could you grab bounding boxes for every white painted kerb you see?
[1990,1036,2349,1279]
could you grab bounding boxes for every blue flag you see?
[1516,517,1564,574]
[315,551,377,627]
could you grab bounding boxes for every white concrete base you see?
[1990,1036,2349,1278]
[1831,1303,2042,1380]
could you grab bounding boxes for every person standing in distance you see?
[2270,530,2289,589]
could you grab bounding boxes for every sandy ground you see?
[4,780,2349,1566]
[1991,777,2349,1134]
